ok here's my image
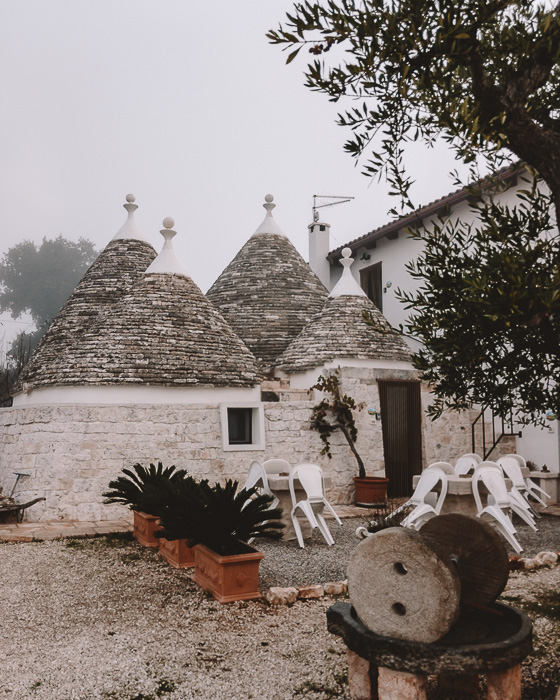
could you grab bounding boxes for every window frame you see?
[220,402,265,452]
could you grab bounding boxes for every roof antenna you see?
[312,194,354,222]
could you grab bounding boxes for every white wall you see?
[0,366,476,521]
[326,182,560,473]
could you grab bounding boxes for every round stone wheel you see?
[347,527,461,643]
[420,513,510,606]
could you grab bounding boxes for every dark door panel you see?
[378,380,422,497]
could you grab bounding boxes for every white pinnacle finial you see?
[159,217,177,242]
[253,194,285,236]
[123,193,138,214]
[329,247,367,298]
[264,194,275,212]
[110,194,151,243]
[145,216,188,276]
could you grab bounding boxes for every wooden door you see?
[378,380,423,497]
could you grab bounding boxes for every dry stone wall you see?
[0,369,473,522]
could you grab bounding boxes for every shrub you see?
[157,479,284,556]
[102,462,188,517]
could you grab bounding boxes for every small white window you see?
[220,403,265,452]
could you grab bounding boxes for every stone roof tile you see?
[275,294,412,373]
[17,238,157,391]
[43,272,259,388]
[206,197,328,372]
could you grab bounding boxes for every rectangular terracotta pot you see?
[132,510,160,547]
[193,543,264,603]
[158,537,196,568]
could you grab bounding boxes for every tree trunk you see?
[338,423,366,479]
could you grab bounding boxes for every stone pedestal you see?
[327,601,531,700]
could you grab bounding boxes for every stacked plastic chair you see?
[497,455,541,520]
[244,460,279,509]
[471,462,523,553]
[502,453,551,508]
[454,453,482,475]
[399,466,449,530]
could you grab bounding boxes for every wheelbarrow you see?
[0,496,46,523]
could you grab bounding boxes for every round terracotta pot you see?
[353,476,389,506]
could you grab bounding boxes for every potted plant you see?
[155,474,208,568]
[157,479,284,603]
[103,462,188,548]
[311,371,388,506]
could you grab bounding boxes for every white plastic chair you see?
[502,453,551,507]
[243,460,279,509]
[262,458,291,476]
[503,453,526,468]
[289,463,341,548]
[454,453,482,475]
[400,467,448,530]
[426,461,454,475]
[472,462,523,553]
[525,475,552,507]
[497,456,541,521]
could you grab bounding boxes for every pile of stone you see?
[510,550,559,570]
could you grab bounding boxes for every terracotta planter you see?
[158,537,196,568]
[353,476,389,507]
[193,543,265,603]
[132,510,160,547]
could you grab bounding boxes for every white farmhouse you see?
[309,165,559,501]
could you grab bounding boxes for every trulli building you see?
[0,195,473,521]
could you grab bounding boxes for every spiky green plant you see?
[157,479,284,556]
[102,461,187,517]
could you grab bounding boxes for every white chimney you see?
[308,219,331,290]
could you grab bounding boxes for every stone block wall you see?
[0,370,474,522]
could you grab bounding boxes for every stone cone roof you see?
[22,218,259,390]
[44,271,259,388]
[275,294,412,373]
[17,237,157,392]
[206,196,328,372]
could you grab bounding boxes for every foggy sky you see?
[0,0,466,349]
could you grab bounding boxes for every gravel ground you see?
[256,513,560,588]
[0,515,558,700]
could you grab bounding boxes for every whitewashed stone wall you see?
[0,370,474,522]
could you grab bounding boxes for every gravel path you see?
[257,513,560,589]
[0,516,558,700]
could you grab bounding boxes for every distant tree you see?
[270,1,560,423]
[0,236,98,346]
[0,334,33,406]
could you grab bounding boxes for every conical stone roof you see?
[17,196,157,392]
[206,195,328,372]
[276,248,411,373]
[25,220,258,389]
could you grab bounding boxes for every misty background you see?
[0,0,467,353]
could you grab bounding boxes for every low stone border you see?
[509,550,559,571]
[266,580,348,605]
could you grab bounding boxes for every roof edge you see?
[328,162,525,263]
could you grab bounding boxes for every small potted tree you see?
[157,479,284,603]
[103,462,187,549]
[311,371,388,506]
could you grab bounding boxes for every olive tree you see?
[269,0,560,422]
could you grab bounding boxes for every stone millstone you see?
[347,527,461,643]
[420,513,510,606]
